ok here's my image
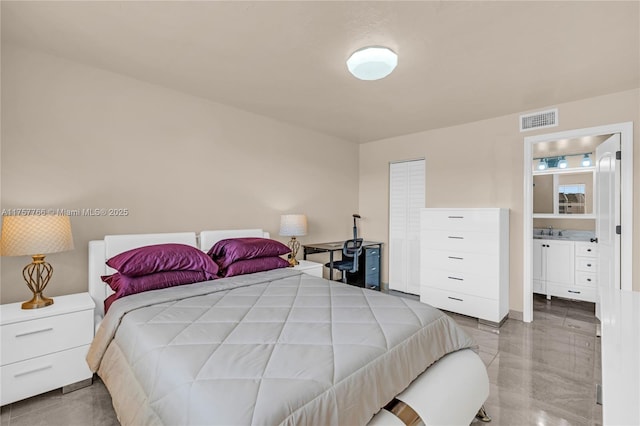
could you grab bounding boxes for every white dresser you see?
[420,208,509,325]
[0,292,95,406]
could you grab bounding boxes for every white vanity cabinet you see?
[533,239,575,297]
[532,239,546,294]
[572,242,598,301]
[420,208,509,325]
[574,242,598,286]
[545,240,575,287]
[533,239,597,303]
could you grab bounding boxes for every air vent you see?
[520,108,558,132]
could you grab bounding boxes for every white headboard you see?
[199,228,270,252]
[88,229,270,328]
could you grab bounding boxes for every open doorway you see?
[522,122,633,323]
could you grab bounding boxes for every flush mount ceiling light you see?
[347,46,398,81]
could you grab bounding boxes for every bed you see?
[86,229,490,425]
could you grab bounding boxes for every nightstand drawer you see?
[0,344,92,406]
[1,309,93,366]
[292,260,323,277]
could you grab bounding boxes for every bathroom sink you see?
[533,235,570,240]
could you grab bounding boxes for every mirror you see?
[533,171,593,216]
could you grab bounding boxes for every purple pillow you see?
[208,238,290,269]
[222,256,290,277]
[102,270,210,301]
[107,243,218,278]
[104,293,118,314]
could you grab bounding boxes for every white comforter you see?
[87,268,474,425]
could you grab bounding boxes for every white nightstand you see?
[292,260,323,277]
[0,292,95,406]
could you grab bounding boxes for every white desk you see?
[599,286,640,425]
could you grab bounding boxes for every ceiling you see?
[533,135,610,158]
[2,1,639,143]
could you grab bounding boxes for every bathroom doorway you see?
[522,122,633,323]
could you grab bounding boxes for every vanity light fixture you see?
[347,46,398,81]
[537,158,548,171]
[535,152,594,171]
[557,156,568,169]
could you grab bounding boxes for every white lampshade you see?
[279,214,307,237]
[347,46,398,81]
[1,215,74,256]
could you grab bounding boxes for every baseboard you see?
[508,310,523,321]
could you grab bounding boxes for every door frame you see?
[523,122,633,323]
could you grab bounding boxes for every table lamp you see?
[1,215,74,309]
[279,214,307,266]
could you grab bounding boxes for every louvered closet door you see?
[389,159,425,294]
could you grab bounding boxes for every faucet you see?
[547,226,554,236]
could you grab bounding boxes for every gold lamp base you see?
[21,254,54,310]
[287,237,301,266]
[22,292,54,309]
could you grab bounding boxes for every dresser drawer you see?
[575,243,598,258]
[0,344,92,406]
[575,271,597,287]
[421,229,497,253]
[421,209,500,232]
[548,283,596,303]
[420,287,502,323]
[422,269,498,299]
[422,249,499,279]
[576,258,598,273]
[1,309,93,366]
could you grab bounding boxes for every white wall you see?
[0,44,360,304]
[359,89,639,312]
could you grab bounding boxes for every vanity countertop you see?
[533,229,595,242]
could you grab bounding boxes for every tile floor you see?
[1,294,601,426]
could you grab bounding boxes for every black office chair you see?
[326,238,364,283]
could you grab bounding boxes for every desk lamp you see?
[1,215,74,309]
